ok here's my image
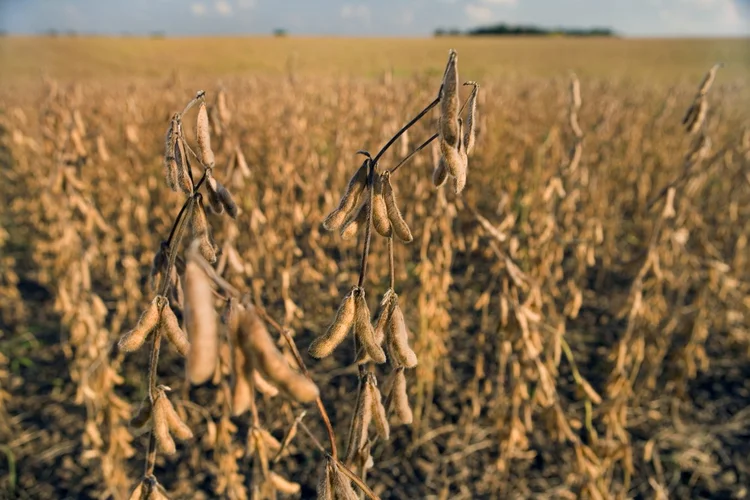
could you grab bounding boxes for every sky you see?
[0,0,748,37]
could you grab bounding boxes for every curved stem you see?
[181,92,204,116]
[143,194,194,477]
[357,160,375,289]
[373,97,439,164]
[258,309,340,461]
[389,133,438,175]
[144,328,162,476]
[165,197,192,247]
[334,456,381,500]
[160,198,193,297]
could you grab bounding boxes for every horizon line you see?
[1,33,748,40]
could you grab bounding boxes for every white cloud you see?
[716,0,742,27]
[340,4,371,22]
[190,3,206,16]
[660,0,746,32]
[465,4,494,22]
[215,0,233,16]
[480,0,518,5]
[237,0,256,9]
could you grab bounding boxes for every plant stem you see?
[357,160,375,289]
[143,193,193,477]
[165,198,192,247]
[388,88,474,176]
[334,457,381,500]
[389,133,439,175]
[272,411,306,464]
[181,92,204,116]
[298,421,327,454]
[161,198,193,297]
[373,97,439,164]
[258,309,340,461]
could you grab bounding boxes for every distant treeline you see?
[435,23,615,37]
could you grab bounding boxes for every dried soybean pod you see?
[232,348,253,416]
[127,481,143,500]
[152,392,176,455]
[372,290,394,346]
[205,175,224,215]
[340,200,368,240]
[130,401,152,435]
[129,477,168,500]
[174,132,193,195]
[453,119,468,194]
[682,101,698,127]
[463,82,479,155]
[439,50,460,148]
[148,483,170,500]
[345,379,373,463]
[162,395,193,441]
[331,463,359,500]
[685,98,707,134]
[382,173,413,243]
[270,472,301,495]
[369,377,389,440]
[217,88,231,123]
[149,241,168,291]
[164,114,179,190]
[323,160,368,231]
[432,156,449,187]
[196,101,215,167]
[253,370,279,397]
[697,63,721,97]
[372,174,392,237]
[118,296,161,353]
[161,301,190,357]
[356,291,391,364]
[216,183,238,218]
[190,195,216,263]
[316,460,334,500]
[354,290,386,364]
[309,288,356,358]
[439,139,463,179]
[184,258,218,385]
[241,308,319,403]
[571,76,582,110]
[387,302,418,369]
[391,369,413,424]
[256,427,282,455]
[190,193,208,236]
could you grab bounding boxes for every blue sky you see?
[1,0,748,36]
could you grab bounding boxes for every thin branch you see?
[257,308,340,461]
[389,133,438,175]
[357,160,375,289]
[165,197,192,247]
[334,457,381,500]
[373,97,440,164]
[272,411,307,464]
[298,420,327,455]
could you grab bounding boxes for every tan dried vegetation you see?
[1,38,749,500]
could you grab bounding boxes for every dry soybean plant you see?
[310,49,478,492]
[118,91,254,498]
[117,49,479,499]
[599,63,740,496]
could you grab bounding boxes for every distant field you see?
[1,36,749,84]
[2,34,750,499]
